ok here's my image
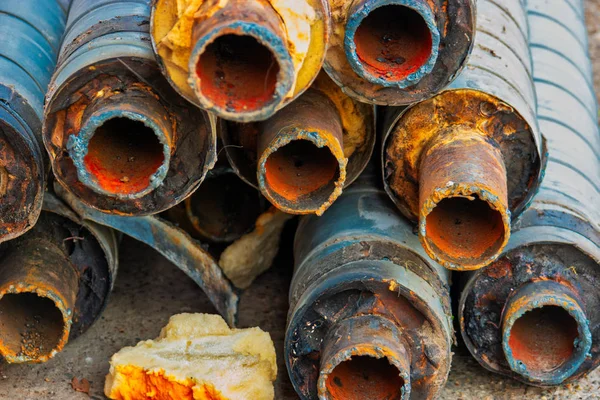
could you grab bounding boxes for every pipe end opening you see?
[424,195,507,267]
[350,4,436,86]
[262,139,342,212]
[195,34,282,113]
[0,293,67,362]
[83,117,167,197]
[324,356,406,400]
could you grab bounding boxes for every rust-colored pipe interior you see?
[324,356,404,400]
[83,117,165,196]
[424,196,506,264]
[196,34,280,113]
[353,5,433,82]
[507,306,579,374]
[0,293,65,360]
[188,172,263,241]
[264,140,340,202]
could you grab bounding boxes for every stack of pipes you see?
[0,0,596,399]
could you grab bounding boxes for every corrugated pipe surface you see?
[460,0,600,386]
[0,0,68,242]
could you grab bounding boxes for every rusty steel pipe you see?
[285,166,452,399]
[0,193,118,363]
[222,72,375,215]
[0,0,69,243]
[382,0,543,270]
[459,0,600,386]
[324,0,474,105]
[44,0,216,216]
[151,0,330,122]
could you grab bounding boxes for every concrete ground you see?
[0,2,599,399]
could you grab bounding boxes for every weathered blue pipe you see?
[43,0,217,215]
[0,0,68,242]
[459,0,600,386]
[285,166,453,399]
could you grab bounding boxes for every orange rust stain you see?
[425,197,506,262]
[325,356,403,400]
[354,5,432,82]
[486,257,513,279]
[108,366,227,400]
[195,35,279,112]
[83,118,165,196]
[264,140,338,201]
[507,306,578,374]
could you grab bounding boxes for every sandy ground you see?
[0,2,599,399]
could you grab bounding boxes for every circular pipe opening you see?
[424,196,507,266]
[195,34,281,113]
[324,356,405,400]
[507,306,579,375]
[187,172,264,242]
[0,293,65,360]
[263,139,340,204]
[83,117,167,197]
[347,3,437,87]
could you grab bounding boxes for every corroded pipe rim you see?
[344,0,440,89]
[257,129,347,215]
[188,23,295,123]
[67,109,172,200]
[501,282,592,385]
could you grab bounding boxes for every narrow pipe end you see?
[68,100,172,200]
[318,315,411,400]
[418,129,510,270]
[189,21,295,121]
[502,280,592,385]
[345,0,440,88]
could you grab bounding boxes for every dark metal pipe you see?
[285,166,452,399]
[0,0,68,243]
[221,72,375,215]
[459,0,600,386]
[0,193,118,363]
[151,0,330,122]
[43,0,216,216]
[325,0,474,105]
[382,0,543,270]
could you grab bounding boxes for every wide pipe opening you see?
[507,306,579,375]
[195,34,280,113]
[188,172,263,242]
[424,196,506,265]
[263,140,340,203]
[0,293,65,361]
[83,117,166,196]
[324,356,405,400]
[352,5,433,83]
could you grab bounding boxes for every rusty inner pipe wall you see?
[0,0,68,243]
[221,72,375,215]
[0,193,117,363]
[324,0,474,105]
[285,166,453,399]
[151,0,330,122]
[43,0,216,216]
[459,0,600,386]
[382,0,542,270]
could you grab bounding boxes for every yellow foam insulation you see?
[104,313,277,400]
[219,208,292,289]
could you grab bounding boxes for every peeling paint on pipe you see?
[325,0,474,105]
[43,0,217,216]
[285,165,453,399]
[459,0,600,387]
[221,72,375,215]
[382,0,543,270]
[0,192,118,363]
[0,0,68,243]
[151,0,330,122]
